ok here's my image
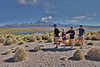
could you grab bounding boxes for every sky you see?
[0,0,100,26]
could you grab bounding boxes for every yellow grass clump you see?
[13,46,27,62]
[5,49,12,55]
[42,34,49,40]
[15,46,20,52]
[73,49,84,60]
[87,47,100,60]
[29,35,37,42]
[34,46,41,52]
[74,42,82,46]
[0,35,6,43]
[91,35,99,40]
[37,35,42,40]
[85,36,91,40]
[18,41,24,45]
[87,41,94,45]
[48,36,53,42]
[5,38,14,45]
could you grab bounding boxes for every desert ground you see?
[0,40,100,67]
[0,27,100,67]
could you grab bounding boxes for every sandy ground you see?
[0,40,100,67]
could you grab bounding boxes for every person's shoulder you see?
[72,30,75,32]
[56,28,59,29]
[78,28,80,30]
[55,28,58,30]
[82,28,85,30]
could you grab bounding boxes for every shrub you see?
[60,56,67,60]
[18,41,24,45]
[29,35,36,42]
[16,36,20,40]
[0,35,6,43]
[15,46,20,52]
[14,46,27,62]
[39,40,43,42]
[73,49,84,60]
[23,37,27,41]
[16,37,21,41]
[37,35,42,40]
[12,38,17,44]
[85,36,91,40]
[7,34,13,38]
[87,47,100,60]
[26,35,31,40]
[44,32,48,34]
[42,34,49,40]
[5,38,14,45]
[5,49,11,55]
[98,30,100,33]
[11,46,15,50]
[34,46,41,52]
[45,34,49,40]
[74,42,82,46]
[90,32,94,35]
[7,34,17,43]
[87,41,94,45]
[39,45,45,47]
[91,35,99,40]
[48,36,53,42]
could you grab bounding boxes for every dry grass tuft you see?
[34,46,41,52]
[73,49,84,60]
[87,41,94,45]
[5,49,12,55]
[13,46,27,62]
[48,36,53,42]
[0,35,6,43]
[87,47,100,60]
[74,42,82,46]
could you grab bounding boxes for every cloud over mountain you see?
[40,16,52,22]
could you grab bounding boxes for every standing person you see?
[75,25,86,49]
[54,24,60,48]
[61,28,67,48]
[66,27,75,49]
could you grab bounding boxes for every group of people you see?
[53,24,86,49]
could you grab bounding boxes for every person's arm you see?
[83,31,86,36]
[64,32,66,36]
[73,31,75,35]
[54,28,56,36]
[66,30,70,34]
[74,29,79,31]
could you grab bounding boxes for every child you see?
[61,28,67,48]
[53,24,60,48]
[75,25,86,49]
[66,27,75,49]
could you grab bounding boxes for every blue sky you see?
[0,0,100,26]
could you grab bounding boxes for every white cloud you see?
[41,16,52,22]
[17,0,57,14]
[86,14,90,16]
[72,16,86,19]
[18,0,26,4]
[66,20,80,23]
[87,18,94,20]
[45,10,57,14]
[18,0,37,5]
[93,13,97,16]
[48,16,52,19]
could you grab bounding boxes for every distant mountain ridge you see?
[0,19,99,28]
